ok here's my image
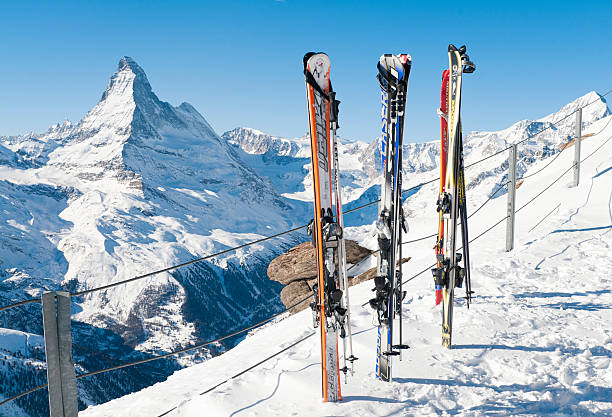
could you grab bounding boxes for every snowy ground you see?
[82,120,612,416]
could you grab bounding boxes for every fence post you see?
[573,108,582,187]
[506,144,517,251]
[42,291,78,417]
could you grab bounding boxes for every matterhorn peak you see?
[100,56,153,103]
[118,56,143,72]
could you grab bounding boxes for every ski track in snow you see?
[81,109,612,417]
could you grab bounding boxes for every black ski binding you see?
[436,192,452,214]
[455,266,464,288]
[432,254,449,286]
[369,276,390,325]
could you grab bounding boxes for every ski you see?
[434,69,450,307]
[369,53,412,382]
[303,52,348,402]
[432,44,475,349]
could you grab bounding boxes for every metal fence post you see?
[42,291,78,417]
[506,144,517,251]
[573,108,582,187]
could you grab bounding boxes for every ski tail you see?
[304,51,342,402]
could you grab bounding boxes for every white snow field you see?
[82,117,612,416]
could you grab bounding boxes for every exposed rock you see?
[268,240,411,313]
[267,240,373,285]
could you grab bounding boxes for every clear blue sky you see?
[1,1,611,142]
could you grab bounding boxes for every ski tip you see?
[303,52,329,70]
[448,44,457,52]
[398,53,412,66]
[377,54,411,84]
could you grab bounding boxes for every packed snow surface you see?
[82,117,612,415]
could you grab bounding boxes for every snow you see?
[0,329,44,356]
[82,115,612,416]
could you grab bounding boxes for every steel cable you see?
[516,133,612,214]
[520,115,612,181]
[156,332,316,417]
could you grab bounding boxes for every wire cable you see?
[0,383,48,407]
[464,89,612,171]
[156,332,316,417]
[0,297,311,408]
[521,115,612,181]
[400,214,509,287]
[74,295,310,381]
[0,298,40,314]
[516,134,612,214]
[71,224,308,298]
[401,181,510,247]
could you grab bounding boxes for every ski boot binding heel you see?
[432,267,447,287]
[455,266,464,288]
[436,193,452,214]
[369,276,390,324]
[432,254,449,286]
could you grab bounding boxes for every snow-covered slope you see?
[83,110,612,417]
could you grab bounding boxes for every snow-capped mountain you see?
[0,57,307,416]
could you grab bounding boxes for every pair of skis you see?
[369,54,412,382]
[433,44,476,349]
[303,52,355,402]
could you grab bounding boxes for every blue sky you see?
[1,1,611,142]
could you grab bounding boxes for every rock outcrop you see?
[267,240,410,313]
